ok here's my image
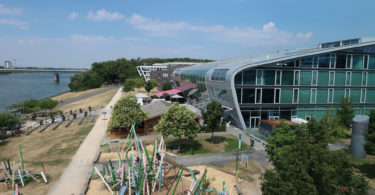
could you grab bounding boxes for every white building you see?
[137,62,200,81]
[4,61,12,69]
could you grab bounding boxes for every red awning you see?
[155,89,181,97]
[176,83,197,91]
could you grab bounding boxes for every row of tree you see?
[69,58,211,92]
[8,99,58,114]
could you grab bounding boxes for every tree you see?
[320,108,347,139]
[109,96,148,130]
[261,119,369,194]
[39,99,58,118]
[134,78,145,92]
[202,100,224,143]
[123,79,136,94]
[337,97,354,129]
[154,103,200,152]
[0,113,19,130]
[88,106,92,116]
[145,79,157,95]
[365,109,375,154]
[162,82,172,91]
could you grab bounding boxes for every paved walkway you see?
[166,150,267,166]
[226,126,266,150]
[48,88,123,195]
[57,85,120,107]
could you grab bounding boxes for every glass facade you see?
[174,42,375,131]
[234,48,375,128]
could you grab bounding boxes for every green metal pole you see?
[106,143,110,153]
[172,167,184,195]
[18,144,24,170]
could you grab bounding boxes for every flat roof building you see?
[173,38,375,135]
[4,61,12,69]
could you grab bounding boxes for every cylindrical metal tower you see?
[350,115,369,158]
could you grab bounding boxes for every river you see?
[0,72,74,111]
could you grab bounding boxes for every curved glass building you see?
[173,38,375,133]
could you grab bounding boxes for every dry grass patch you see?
[0,116,95,194]
[52,87,106,102]
[57,88,118,113]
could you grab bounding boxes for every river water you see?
[0,72,74,111]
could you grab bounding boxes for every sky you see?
[0,0,374,68]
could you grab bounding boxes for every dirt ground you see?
[0,88,118,195]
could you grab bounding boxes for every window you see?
[361,89,366,103]
[162,73,169,78]
[294,70,300,86]
[351,72,362,86]
[328,88,334,103]
[346,54,352,69]
[318,54,330,68]
[352,55,364,69]
[282,71,294,85]
[262,89,274,103]
[301,57,313,67]
[310,88,317,103]
[263,70,275,85]
[256,70,263,85]
[211,69,228,81]
[362,72,368,86]
[336,54,346,68]
[329,71,335,86]
[211,88,228,101]
[317,89,328,103]
[274,88,280,103]
[295,59,300,67]
[369,55,375,69]
[312,71,318,86]
[236,88,242,103]
[293,88,299,103]
[242,88,255,103]
[281,89,293,103]
[345,88,350,99]
[345,71,352,86]
[235,72,242,85]
[255,88,262,104]
[318,71,329,86]
[243,70,256,85]
[334,89,344,103]
[299,89,310,103]
[313,56,318,68]
[351,89,361,103]
[335,72,346,86]
[300,71,311,86]
[330,54,336,68]
[275,70,282,85]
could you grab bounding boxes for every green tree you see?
[365,109,375,155]
[0,113,19,130]
[337,97,355,129]
[154,103,200,152]
[39,99,58,116]
[8,99,41,114]
[109,96,148,130]
[262,119,369,195]
[123,79,136,94]
[134,78,145,92]
[320,108,347,139]
[145,79,157,95]
[202,100,224,143]
[162,82,172,91]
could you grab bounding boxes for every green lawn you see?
[165,135,251,155]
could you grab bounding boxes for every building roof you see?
[141,100,202,119]
[155,89,181,97]
[141,100,171,119]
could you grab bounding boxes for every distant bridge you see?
[0,68,87,73]
[0,68,87,83]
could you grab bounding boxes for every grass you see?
[0,87,117,195]
[217,160,262,182]
[165,135,251,156]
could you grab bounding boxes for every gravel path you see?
[48,88,122,195]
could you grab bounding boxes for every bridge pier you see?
[54,73,60,83]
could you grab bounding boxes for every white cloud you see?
[68,12,78,20]
[70,34,116,43]
[126,14,313,46]
[0,18,28,30]
[296,32,313,39]
[122,37,148,41]
[0,4,22,15]
[87,9,124,21]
